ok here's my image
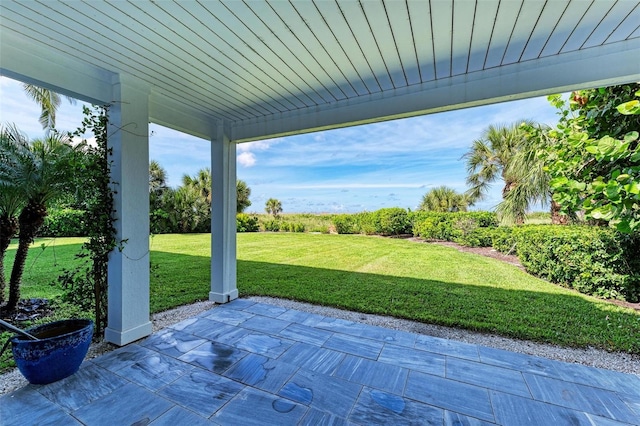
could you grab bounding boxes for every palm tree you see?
[22,84,76,133]
[149,160,168,194]
[2,131,77,310]
[418,186,470,212]
[463,122,531,202]
[0,125,30,304]
[499,124,567,224]
[265,198,282,217]
[236,180,252,213]
[463,121,542,224]
[182,168,212,204]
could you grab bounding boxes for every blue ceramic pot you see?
[10,319,93,385]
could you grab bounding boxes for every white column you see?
[105,75,153,345]
[210,121,238,303]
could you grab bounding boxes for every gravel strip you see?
[2,297,638,396]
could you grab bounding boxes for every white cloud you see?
[237,151,257,167]
[237,138,281,152]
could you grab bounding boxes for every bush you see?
[333,214,358,234]
[372,208,411,235]
[513,225,640,301]
[280,222,306,233]
[411,211,498,243]
[39,208,86,237]
[490,227,516,254]
[262,219,280,232]
[456,227,495,247]
[236,213,259,232]
[353,212,377,235]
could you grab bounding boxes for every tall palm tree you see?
[463,121,542,223]
[265,198,282,217]
[3,132,77,310]
[0,125,30,304]
[22,84,76,133]
[418,186,470,212]
[236,179,252,213]
[463,122,531,202]
[499,124,567,224]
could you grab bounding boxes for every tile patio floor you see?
[1,299,639,425]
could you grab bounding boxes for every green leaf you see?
[615,220,632,234]
[616,100,640,115]
[624,131,639,143]
[605,183,620,200]
[625,182,640,195]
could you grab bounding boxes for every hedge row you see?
[500,226,640,302]
[332,209,639,302]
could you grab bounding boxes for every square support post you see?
[210,121,238,303]
[105,75,153,345]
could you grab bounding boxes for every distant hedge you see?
[410,211,498,246]
[39,208,87,237]
[332,208,411,236]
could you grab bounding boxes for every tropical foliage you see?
[0,126,79,310]
[542,85,640,233]
[148,164,255,233]
[418,186,470,212]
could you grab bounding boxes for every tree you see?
[543,85,640,233]
[418,186,470,212]
[236,179,252,213]
[496,123,562,224]
[265,198,282,217]
[182,168,212,204]
[149,160,168,194]
[0,125,30,304]
[0,131,78,310]
[22,83,75,132]
[463,120,545,224]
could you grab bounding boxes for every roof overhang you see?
[1,1,639,142]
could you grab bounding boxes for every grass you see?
[2,233,639,371]
[252,213,336,233]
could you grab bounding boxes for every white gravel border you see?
[1,297,638,396]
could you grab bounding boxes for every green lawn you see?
[3,233,640,357]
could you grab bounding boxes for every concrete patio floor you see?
[1,299,639,425]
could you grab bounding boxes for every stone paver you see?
[1,300,638,426]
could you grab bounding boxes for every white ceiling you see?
[1,0,639,141]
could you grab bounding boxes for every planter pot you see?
[10,319,93,385]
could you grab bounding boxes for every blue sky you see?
[1,76,560,213]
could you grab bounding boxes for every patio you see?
[1,299,639,425]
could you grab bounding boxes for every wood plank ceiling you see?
[1,0,639,139]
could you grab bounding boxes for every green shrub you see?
[411,211,498,242]
[353,212,377,235]
[333,214,358,234]
[372,208,411,235]
[514,225,640,301]
[490,227,516,254]
[39,208,86,237]
[236,213,259,232]
[455,227,495,247]
[280,222,306,232]
[262,219,280,232]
